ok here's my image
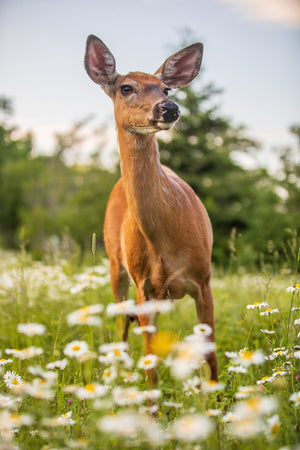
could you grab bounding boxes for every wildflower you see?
[137,354,158,370]
[272,369,287,377]
[247,301,268,310]
[56,411,76,426]
[232,416,264,439]
[268,348,288,360]
[75,383,108,400]
[0,410,33,439]
[99,350,133,368]
[3,370,23,390]
[291,306,300,311]
[294,350,300,359]
[233,395,277,417]
[135,299,173,315]
[0,394,19,409]
[132,325,157,335]
[120,370,140,384]
[5,346,43,360]
[28,366,57,383]
[164,400,183,408]
[112,387,145,406]
[287,284,300,293]
[17,322,46,336]
[22,378,54,400]
[266,415,280,438]
[0,358,13,366]
[225,351,238,359]
[98,412,164,444]
[222,412,238,422]
[202,380,225,393]
[67,304,103,326]
[167,340,214,379]
[228,365,247,374]
[63,340,89,359]
[193,323,212,337]
[260,308,279,316]
[106,299,136,317]
[102,366,117,384]
[207,408,221,417]
[142,389,161,401]
[294,318,300,326]
[150,330,177,357]
[172,414,213,442]
[183,376,201,396]
[260,329,275,335]
[99,341,128,354]
[46,359,68,370]
[238,349,265,367]
[235,385,260,399]
[256,375,274,385]
[290,391,300,406]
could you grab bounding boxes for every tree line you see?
[0,80,298,270]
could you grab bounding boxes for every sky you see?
[0,0,299,170]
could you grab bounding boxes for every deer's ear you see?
[84,35,117,86]
[155,43,203,89]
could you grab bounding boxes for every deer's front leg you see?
[136,286,158,386]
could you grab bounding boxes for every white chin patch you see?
[128,122,174,135]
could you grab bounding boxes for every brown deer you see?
[84,35,218,382]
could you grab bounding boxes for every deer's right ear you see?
[84,35,117,86]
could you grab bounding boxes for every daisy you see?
[56,411,76,426]
[106,299,136,317]
[99,342,128,354]
[0,394,18,409]
[0,358,13,366]
[233,396,277,417]
[183,376,201,396]
[290,391,300,406]
[232,416,264,439]
[120,370,141,384]
[46,359,68,370]
[142,389,161,401]
[172,414,213,442]
[228,365,247,374]
[75,383,108,400]
[238,349,265,367]
[202,380,225,393]
[260,329,275,335]
[132,325,157,335]
[207,409,221,417]
[100,350,133,368]
[137,354,158,370]
[256,375,274,385]
[260,308,279,316]
[112,387,145,406]
[23,379,54,400]
[63,340,89,359]
[287,284,300,293]
[266,415,281,438]
[5,346,43,360]
[135,299,173,315]
[235,385,260,399]
[3,370,23,390]
[67,304,103,326]
[17,322,46,336]
[247,301,268,310]
[102,366,117,384]
[28,365,57,382]
[294,318,300,326]
[164,400,183,408]
[193,323,212,337]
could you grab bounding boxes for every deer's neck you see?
[118,129,169,237]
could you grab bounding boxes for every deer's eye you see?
[121,85,133,95]
[164,88,171,96]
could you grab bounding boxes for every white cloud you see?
[219,0,300,28]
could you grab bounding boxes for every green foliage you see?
[159,84,298,267]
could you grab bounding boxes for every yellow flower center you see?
[0,359,6,362]
[72,345,81,351]
[84,383,96,392]
[11,379,19,385]
[271,423,280,434]
[114,349,121,357]
[208,380,218,385]
[265,308,272,312]
[261,376,270,381]
[253,302,261,306]
[144,359,152,365]
[150,331,177,357]
[241,351,254,359]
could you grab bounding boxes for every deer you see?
[84,35,218,382]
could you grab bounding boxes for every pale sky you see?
[0,0,299,169]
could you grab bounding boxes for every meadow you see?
[0,246,299,449]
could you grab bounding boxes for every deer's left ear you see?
[155,43,203,89]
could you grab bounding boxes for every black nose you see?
[160,101,180,123]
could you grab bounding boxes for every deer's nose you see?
[160,101,180,123]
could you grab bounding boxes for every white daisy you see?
[193,323,213,337]
[3,370,24,390]
[132,325,157,335]
[75,383,108,400]
[290,391,300,406]
[63,340,89,359]
[137,354,158,370]
[17,322,46,336]
[106,299,136,317]
[247,301,268,310]
[46,359,68,370]
[172,414,213,442]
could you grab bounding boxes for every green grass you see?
[0,248,299,449]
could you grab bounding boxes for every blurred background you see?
[0,0,299,269]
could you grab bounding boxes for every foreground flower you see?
[0,358,13,366]
[46,359,68,370]
[135,299,173,315]
[287,284,300,293]
[172,414,213,441]
[5,346,43,360]
[137,354,158,370]
[132,325,157,335]
[98,412,164,444]
[0,410,33,440]
[232,416,265,439]
[260,308,279,316]
[75,383,108,400]
[67,304,103,326]
[17,322,46,336]
[112,387,145,406]
[106,300,136,317]
[50,411,76,426]
[202,379,225,393]
[290,391,300,406]
[238,349,265,367]
[63,340,89,359]
[235,385,260,399]
[247,302,268,310]
[193,323,212,337]
[3,370,23,390]
[266,415,280,438]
